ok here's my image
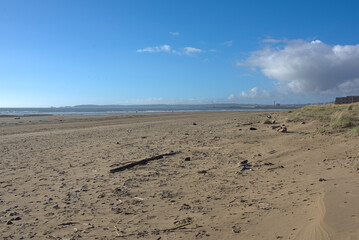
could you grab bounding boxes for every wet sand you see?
[1,112,358,239]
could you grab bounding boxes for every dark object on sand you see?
[239,165,253,172]
[278,126,287,133]
[319,178,327,182]
[249,127,257,130]
[110,151,180,173]
[267,165,284,171]
[59,222,80,226]
[238,160,253,173]
[197,170,208,174]
[232,225,241,233]
[240,160,248,166]
[184,157,191,161]
[263,162,274,166]
[193,122,197,125]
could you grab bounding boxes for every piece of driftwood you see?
[267,165,284,171]
[110,151,180,173]
[59,222,79,226]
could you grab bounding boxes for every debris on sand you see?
[277,126,287,133]
[232,224,241,233]
[110,151,180,173]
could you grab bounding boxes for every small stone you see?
[278,126,287,133]
[249,127,257,130]
[179,204,191,210]
[319,178,327,182]
[116,142,120,144]
[184,157,191,161]
[6,220,13,225]
[232,224,241,233]
[193,122,197,126]
[258,202,271,210]
[53,204,59,209]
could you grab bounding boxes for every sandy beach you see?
[1,111,358,239]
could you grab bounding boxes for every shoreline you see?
[0,108,292,118]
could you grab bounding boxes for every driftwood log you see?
[110,151,180,173]
[267,165,284,171]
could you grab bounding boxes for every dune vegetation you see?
[284,103,359,136]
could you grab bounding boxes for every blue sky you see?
[1,0,359,107]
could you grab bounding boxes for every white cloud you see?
[262,38,282,44]
[227,87,271,103]
[221,40,233,47]
[238,87,270,98]
[241,39,359,95]
[183,47,203,55]
[136,45,171,53]
[227,94,235,100]
[137,45,208,56]
[170,32,180,36]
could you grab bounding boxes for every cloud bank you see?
[241,40,359,95]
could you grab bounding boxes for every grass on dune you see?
[284,103,359,136]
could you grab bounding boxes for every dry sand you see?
[1,112,358,239]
